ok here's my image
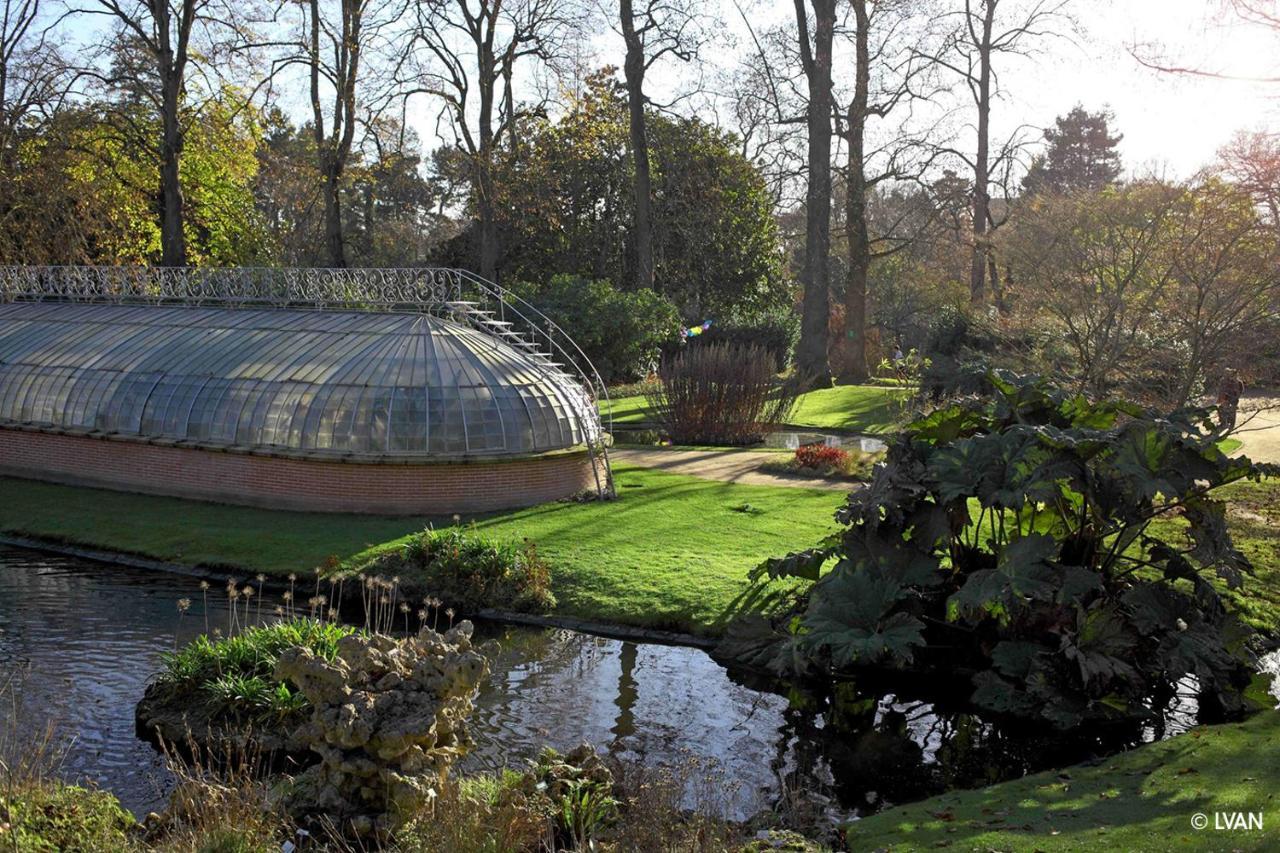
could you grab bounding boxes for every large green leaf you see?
[947,533,1059,621]
[1060,606,1139,689]
[802,566,925,668]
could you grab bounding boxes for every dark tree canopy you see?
[489,73,787,321]
[1022,105,1124,196]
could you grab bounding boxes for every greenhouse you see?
[0,267,610,513]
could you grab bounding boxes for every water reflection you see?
[0,545,1250,824]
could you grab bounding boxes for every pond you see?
[0,544,1248,824]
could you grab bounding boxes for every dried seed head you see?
[177,598,191,613]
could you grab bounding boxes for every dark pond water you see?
[2,544,1251,824]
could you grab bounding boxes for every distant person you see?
[1217,369,1245,431]
[892,343,906,381]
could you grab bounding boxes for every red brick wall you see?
[0,428,598,515]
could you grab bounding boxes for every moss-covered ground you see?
[845,708,1280,852]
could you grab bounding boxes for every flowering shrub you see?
[793,444,849,470]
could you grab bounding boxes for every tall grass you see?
[646,343,799,445]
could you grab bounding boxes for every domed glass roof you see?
[0,302,596,457]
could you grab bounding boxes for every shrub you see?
[509,275,681,383]
[377,525,556,614]
[646,342,798,445]
[0,783,136,852]
[731,372,1277,730]
[691,307,800,371]
[794,444,849,470]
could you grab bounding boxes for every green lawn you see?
[604,382,908,434]
[0,466,843,636]
[845,708,1280,852]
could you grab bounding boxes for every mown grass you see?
[844,708,1280,852]
[604,382,908,434]
[0,466,844,636]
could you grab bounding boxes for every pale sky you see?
[615,0,1280,180]
[56,0,1280,180]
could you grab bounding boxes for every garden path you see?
[610,448,853,490]
[1234,395,1280,463]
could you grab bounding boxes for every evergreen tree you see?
[1022,105,1124,196]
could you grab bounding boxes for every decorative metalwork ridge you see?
[0,265,464,310]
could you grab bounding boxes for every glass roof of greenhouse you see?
[0,302,595,458]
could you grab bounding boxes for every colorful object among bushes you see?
[681,320,712,338]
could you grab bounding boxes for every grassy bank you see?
[0,466,843,636]
[845,708,1280,852]
[604,383,908,434]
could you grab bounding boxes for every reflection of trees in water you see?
[476,626,614,696]
[611,642,638,744]
[756,677,1154,818]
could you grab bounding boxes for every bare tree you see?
[1131,1,1280,83]
[936,0,1071,304]
[1,0,70,151]
[834,0,939,381]
[617,0,706,291]
[1218,130,1280,230]
[409,0,577,282]
[274,0,408,267]
[61,0,258,266]
[792,0,836,387]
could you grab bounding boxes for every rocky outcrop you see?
[273,622,493,839]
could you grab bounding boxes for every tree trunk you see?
[621,0,655,292]
[840,0,871,383]
[969,2,994,305]
[793,0,836,388]
[158,72,187,267]
[322,161,346,267]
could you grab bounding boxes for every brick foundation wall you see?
[0,428,599,515]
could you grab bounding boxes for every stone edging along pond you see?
[0,532,717,650]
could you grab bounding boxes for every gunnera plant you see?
[722,371,1277,731]
[645,342,797,445]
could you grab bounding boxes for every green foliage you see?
[0,783,136,852]
[0,93,268,267]
[157,619,356,723]
[493,71,788,320]
[371,525,556,614]
[741,372,1276,729]
[694,306,800,371]
[509,275,681,383]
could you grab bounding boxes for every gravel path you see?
[1233,396,1280,463]
[610,448,854,490]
